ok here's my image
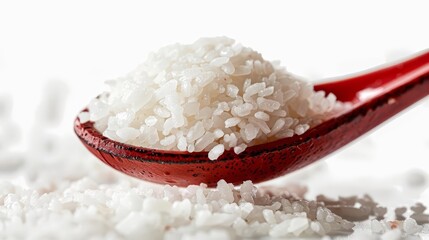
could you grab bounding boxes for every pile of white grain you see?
[2,176,428,240]
[2,177,356,240]
[83,37,339,160]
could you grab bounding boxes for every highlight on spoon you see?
[74,37,429,186]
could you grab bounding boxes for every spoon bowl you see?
[74,50,429,187]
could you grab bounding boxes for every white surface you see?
[1,0,429,239]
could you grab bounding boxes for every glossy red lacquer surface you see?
[74,51,429,187]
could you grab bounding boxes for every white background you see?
[1,0,429,210]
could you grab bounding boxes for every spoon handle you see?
[315,50,429,103]
[297,51,429,176]
[311,50,429,162]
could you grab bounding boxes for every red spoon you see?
[74,50,429,187]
